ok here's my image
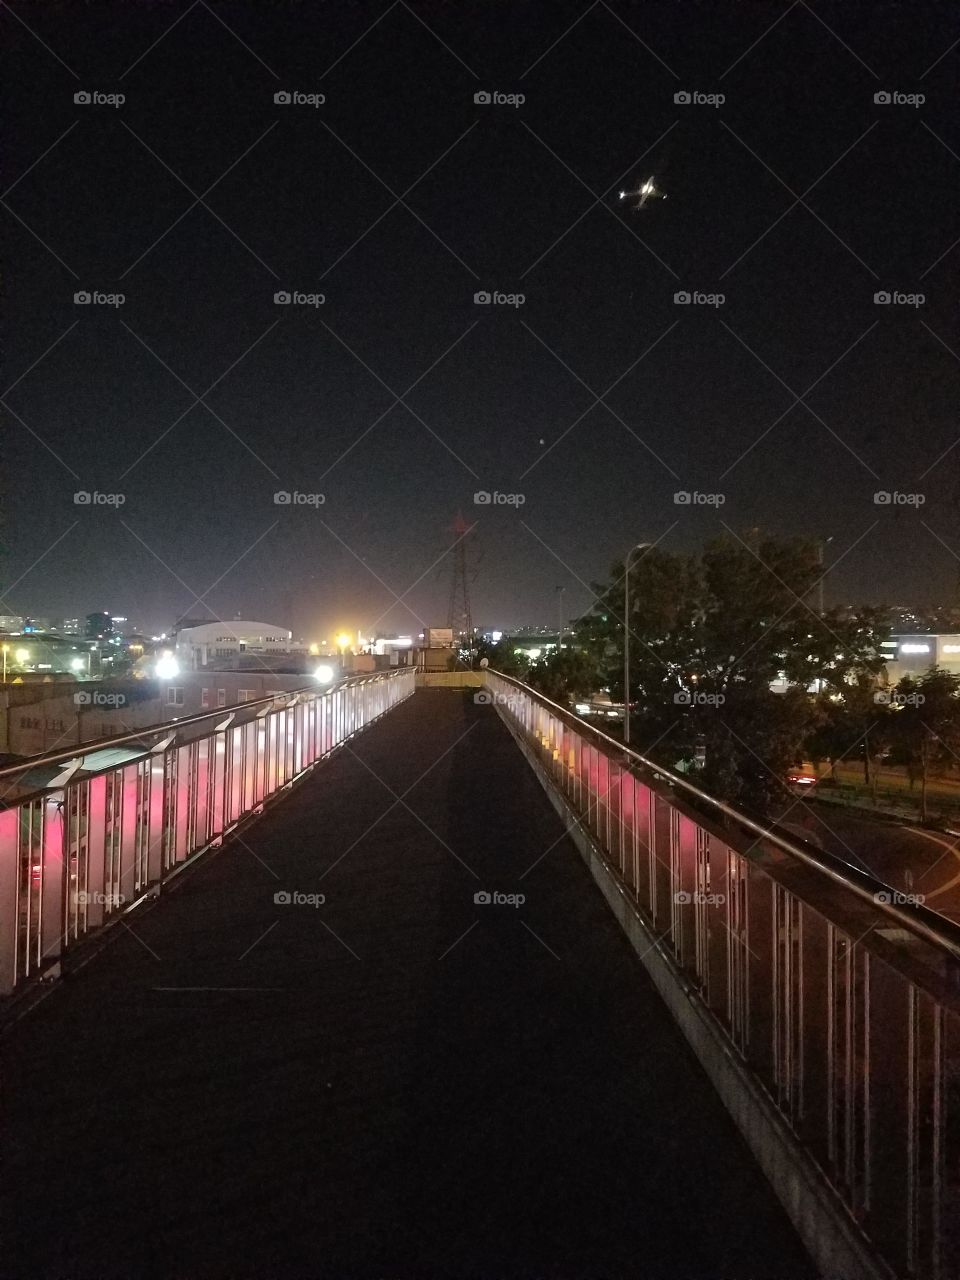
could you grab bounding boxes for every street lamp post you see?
[623,542,653,747]
[816,536,834,616]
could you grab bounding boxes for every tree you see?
[474,639,530,681]
[526,645,602,702]
[889,670,960,823]
[577,535,888,813]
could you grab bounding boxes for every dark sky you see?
[4,0,960,639]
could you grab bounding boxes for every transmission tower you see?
[447,513,473,639]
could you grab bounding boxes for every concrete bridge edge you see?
[498,708,896,1280]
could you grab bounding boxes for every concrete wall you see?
[0,671,315,757]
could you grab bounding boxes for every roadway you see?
[0,690,815,1279]
[777,798,960,922]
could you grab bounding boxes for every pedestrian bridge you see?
[1,668,958,1279]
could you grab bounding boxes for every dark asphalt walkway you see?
[1,691,815,1279]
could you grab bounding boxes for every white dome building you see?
[174,620,296,670]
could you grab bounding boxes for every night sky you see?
[4,0,960,639]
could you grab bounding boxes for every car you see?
[786,770,818,790]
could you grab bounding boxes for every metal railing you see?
[0,668,414,997]
[485,670,960,1280]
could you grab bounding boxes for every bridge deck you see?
[2,691,815,1279]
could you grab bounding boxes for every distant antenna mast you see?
[447,513,473,639]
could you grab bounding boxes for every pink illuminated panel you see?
[0,671,414,995]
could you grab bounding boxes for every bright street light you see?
[155,653,179,679]
[14,648,29,664]
[313,664,335,684]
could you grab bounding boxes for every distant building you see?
[174,620,305,670]
[0,615,24,632]
[882,634,960,683]
[85,612,114,639]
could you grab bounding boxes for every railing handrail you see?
[487,669,960,963]
[0,669,404,783]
